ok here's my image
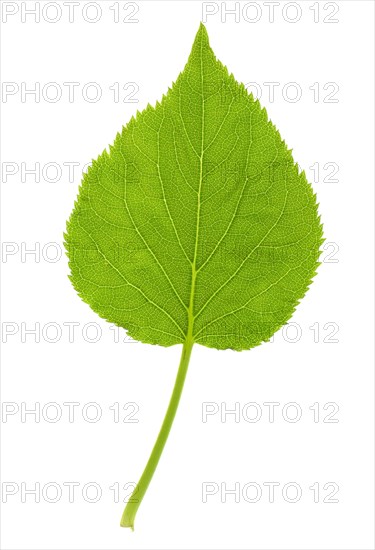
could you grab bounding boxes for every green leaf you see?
[65,23,323,528]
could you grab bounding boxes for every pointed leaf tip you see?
[195,21,209,45]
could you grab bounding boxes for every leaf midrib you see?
[187,33,205,341]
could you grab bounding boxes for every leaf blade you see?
[65,23,323,350]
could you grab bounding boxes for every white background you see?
[1,1,374,549]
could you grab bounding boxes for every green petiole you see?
[120,337,194,529]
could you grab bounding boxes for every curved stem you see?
[120,337,194,529]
